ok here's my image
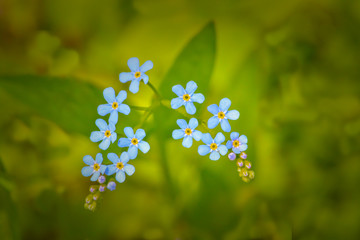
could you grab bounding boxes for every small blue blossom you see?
[118,127,150,159]
[207,98,240,132]
[97,87,130,124]
[119,57,153,94]
[81,153,107,181]
[172,118,202,148]
[226,132,248,154]
[198,133,228,161]
[105,152,135,183]
[171,81,205,115]
[107,181,116,191]
[90,119,117,150]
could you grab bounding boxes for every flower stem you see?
[128,105,150,111]
[147,81,161,99]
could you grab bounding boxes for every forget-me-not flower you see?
[97,87,130,124]
[119,57,153,94]
[207,98,239,132]
[171,81,205,115]
[90,119,117,150]
[198,132,228,160]
[118,127,150,159]
[106,152,135,183]
[226,132,248,154]
[172,118,202,148]
[81,153,107,181]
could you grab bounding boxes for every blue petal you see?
[188,118,198,129]
[219,98,231,111]
[128,145,138,159]
[201,133,213,145]
[119,72,135,83]
[141,73,149,84]
[99,138,110,150]
[107,153,119,164]
[182,136,193,148]
[210,151,220,161]
[171,98,184,109]
[185,102,196,115]
[120,152,130,164]
[239,143,248,152]
[100,165,107,174]
[115,171,126,183]
[95,153,103,164]
[127,57,139,72]
[226,110,240,120]
[220,119,231,132]
[218,145,228,155]
[103,87,116,103]
[230,132,240,140]
[191,93,205,103]
[175,119,186,129]
[95,119,108,131]
[106,164,117,175]
[140,60,153,72]
[172,85,185,96]
[198,145,211,155]
[110,132,117,143]
[124,164,135,176]
[192,130,202,141]
[214,132,225,144]
[226,140,232,149]
[135,129,146,140]
[118,138,131,147]
[239,135,248,144]
[109,110,118,124]
[97,104,113,116]
[208,116,219,129]
[90,171,100,181]
[109,122,116,132]
[185,81,198,95]
[129,79,140,94]
[90,131,103,142]
[81,166,94,177]
[118,104,130,115]
[138,141,150,153]
[116,90,127,103]
[233,147,241,154]
[207,104,219,115]
[83,155,94,165]
[172,129,184,140]
[124,127,134,138]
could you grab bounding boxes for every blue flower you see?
[198,132,228,160]
[226,132,248,154]
[207,98,239,132]
[90,119,117,150]
[171,81,205,115]
[97,87,130,124]
[105,152,135,183]
[172,118,202,148]
[119,57,153,94]
[118,127,150,159]
[81,153,107,181]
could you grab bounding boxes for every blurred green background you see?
[1,0,360,239]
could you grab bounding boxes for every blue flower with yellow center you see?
[226,132,248,154]
[119,57,153,94]
[207,98,239,132]
[105,152,135,183]
[97,87,130,124]
[118,127,150,159]
[172,118,202,148]
[81,153,107,181]
[90,119,117,150]
[198,132,228,161]
[171,81,205,115]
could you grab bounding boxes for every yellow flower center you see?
[233,140,240,147]
[185,128,192,135]
[131,138,138,145]
[112,102,118,109]
[134,71,141,78]
[116,162,124,170]
[183,94,191,101]
[104,130,111,137]
[93,163,100,171]
[210,143,218,150]
[217,111,225,119]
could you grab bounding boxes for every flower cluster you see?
[82,57,152,211]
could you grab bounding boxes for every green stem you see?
[128,105,150,111]
[147,81,161,99]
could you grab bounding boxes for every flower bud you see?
[89,185,98,193]
[99,184,106,192]
[240,152,247,159]
[242,176,250,183]
[248,170,255,180]
[244,161,251,169]
[98,175,106,184]
[88,201,97,211]
[107,181,116,191]
[228,152,236,161]
[85,194,93,204]
[237,160,244,168]
[93,192,101,201]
